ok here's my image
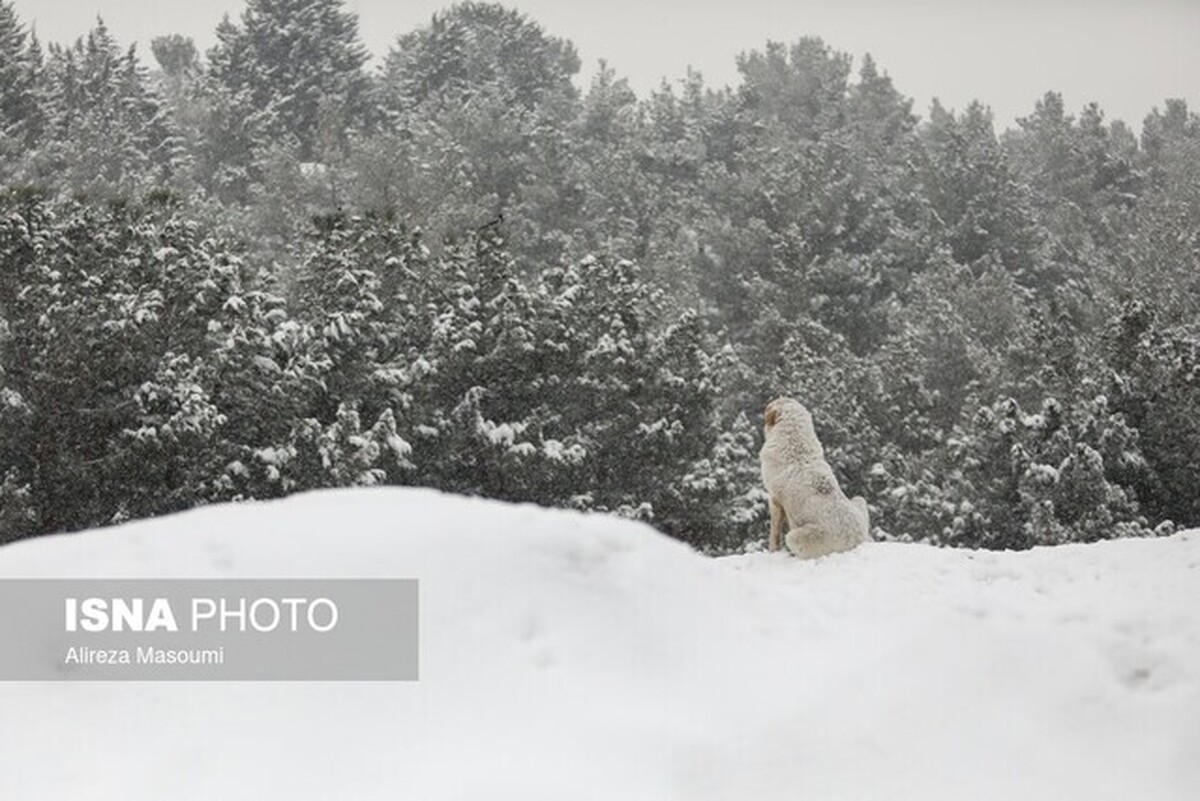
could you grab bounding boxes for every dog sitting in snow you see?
[760,397,870,558]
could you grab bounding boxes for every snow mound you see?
[1,487,1197,800]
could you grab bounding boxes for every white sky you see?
[9,0,1199,132]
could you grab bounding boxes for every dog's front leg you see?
[769,497,784,552]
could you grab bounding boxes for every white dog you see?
[760,397,870,558]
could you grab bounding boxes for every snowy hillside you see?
[1,488,1197,800]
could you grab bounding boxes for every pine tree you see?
[375,3,580,241]
[383,2,579,114]
[0,1,43,165]
[28,19,182,198]
[735,38,851,141]
[0,195,227,531]
[920,100,1044,282]
[206,0,371,161]
[905,394,1158,549]
[1105,301,1200,528]
[401,227,556,501]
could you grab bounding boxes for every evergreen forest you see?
[1,0,1198,551]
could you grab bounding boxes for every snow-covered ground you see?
[1,487,1197,800]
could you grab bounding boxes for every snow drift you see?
[0,487,1197,800]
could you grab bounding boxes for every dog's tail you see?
[850,496,872,541]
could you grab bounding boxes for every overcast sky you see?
[10,0,1199,132]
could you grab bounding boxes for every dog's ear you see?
[764,402,779,429]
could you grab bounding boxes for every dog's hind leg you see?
[785,523,839,559]
[769,497,785,552]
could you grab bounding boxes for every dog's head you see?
[764,396,810,429]
[763,397,821,452]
